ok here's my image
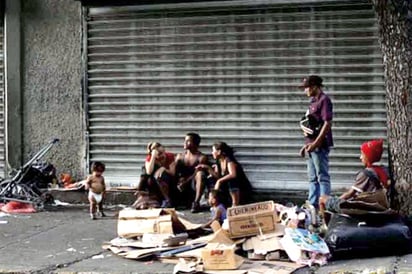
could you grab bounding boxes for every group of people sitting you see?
[135,130,392,226]
[135,132,252,213]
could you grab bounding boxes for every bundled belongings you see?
[277,201,320,232]
[300,114,323,138]
[324,213,412,259]
[0,138,59,208]
[132,191,160,210]
[319,140,412,260]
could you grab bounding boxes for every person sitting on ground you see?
[81,161,107,220]
[196,141,251,207]
[202,189,227,228]
[319,139,390,219]
[174,132,209,213]
[140,142,175,208]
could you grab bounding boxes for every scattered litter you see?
[175,211,185,216]
[280,228,329,266]
[81,238,95,241]
[104,199,411,273]
[0,212,10,218]
[10,214,31,219]
[0,138,59,208]
[1,201,36,213]
[0,220,8,224]
[66,247,76,252]
[173,258,202,274]
[92,254,104,259]
[113,204,128,209]
[53,200,70,206]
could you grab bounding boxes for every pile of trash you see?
[0,139,59,209]
[103,201,334,273]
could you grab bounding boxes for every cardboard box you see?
[117,208,185,238]
[242,232,283,255]
[201,243,244,270]
[227,201,278,238]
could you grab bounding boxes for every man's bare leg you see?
[191,171,205,212]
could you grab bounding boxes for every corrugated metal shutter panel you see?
[0,13,5,178]
[85,0,386,190]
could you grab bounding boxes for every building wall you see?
[20,0,84,178]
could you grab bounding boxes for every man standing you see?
[299,75,333,209]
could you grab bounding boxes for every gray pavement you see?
[0,204,411,274]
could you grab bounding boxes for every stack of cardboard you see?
[104,201,320,273]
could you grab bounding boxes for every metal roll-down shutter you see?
[84,0,386,191]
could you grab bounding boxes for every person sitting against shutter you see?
[202,189,227,228]
[196,141,251,207]
[143,142,175,208]
[319,139,390,217]
[174,132,209,213]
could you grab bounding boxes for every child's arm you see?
[76,176,91,190]
[203,207,224,228]
[101,177,106,198]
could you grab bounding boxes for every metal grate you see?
[84,0,386,190]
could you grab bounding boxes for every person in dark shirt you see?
[299,75,334,209]
[196,141,251,207]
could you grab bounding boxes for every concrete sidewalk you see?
[0,204,412,274]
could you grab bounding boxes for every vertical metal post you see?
[81,5,90,176]
[4,0,22,176]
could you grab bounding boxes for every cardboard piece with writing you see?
[227,201,278,238]
[201,243,244,270]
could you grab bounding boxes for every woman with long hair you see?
[196,141,251,207]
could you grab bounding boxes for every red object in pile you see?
[0,201,36,213]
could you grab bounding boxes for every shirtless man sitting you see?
[174,132,209,213]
